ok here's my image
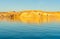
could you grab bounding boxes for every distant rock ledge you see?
[0,10,60,23]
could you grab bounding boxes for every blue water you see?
[0,21,60,39]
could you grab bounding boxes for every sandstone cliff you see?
[0,10,60,24]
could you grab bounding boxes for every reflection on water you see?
[0,15,60,24]
[0,21,60,39]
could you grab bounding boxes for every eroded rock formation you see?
[0,10,60,24]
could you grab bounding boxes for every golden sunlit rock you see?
[0,10,60,24]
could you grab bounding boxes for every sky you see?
[0,0,60,12]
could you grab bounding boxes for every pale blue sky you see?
[0,0,60,12]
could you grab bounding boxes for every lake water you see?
[0,21,60,39]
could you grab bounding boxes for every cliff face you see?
[0,10,60,24]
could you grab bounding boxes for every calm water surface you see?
[0,21,60,39]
